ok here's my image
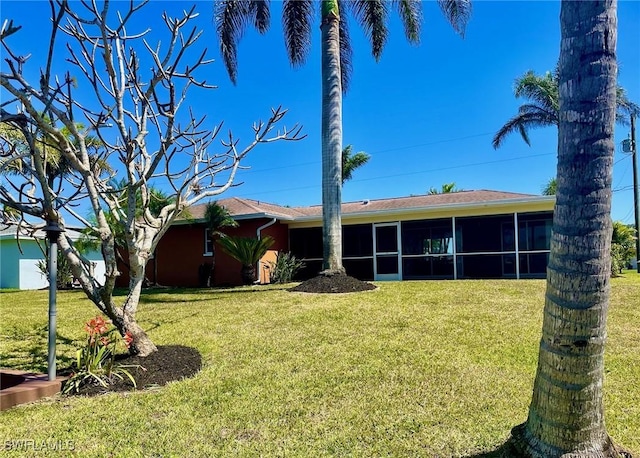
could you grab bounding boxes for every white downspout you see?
[256,218,277,284]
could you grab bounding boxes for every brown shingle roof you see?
[186,197,306,221]
[290,190,545,218]
[184,190,550,223]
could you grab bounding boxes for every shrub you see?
[268,252,305,284]
[217,235,274,285]
[36,249,74,289]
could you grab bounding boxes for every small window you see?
[204,228,213,256]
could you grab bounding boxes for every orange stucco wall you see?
[117,219,289,288]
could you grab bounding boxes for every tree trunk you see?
[508,1,623,456]
[118,251,158,356]
[320,1,345,274]
[241,264,256,285]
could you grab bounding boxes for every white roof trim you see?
[291,196,556,223]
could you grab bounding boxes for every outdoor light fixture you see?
[44,220,65,381]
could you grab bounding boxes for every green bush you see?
[268,252,305,284]
[217,235,275,285]
[37,248,74,289]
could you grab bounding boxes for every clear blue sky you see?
[2,1,639,223]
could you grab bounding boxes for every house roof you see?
[186,197,307,222]
[184,190,554,224]
[0,225,86,240]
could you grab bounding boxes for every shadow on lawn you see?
[143,311,201,333]
[463,442,511,458]
[136,285,292,299]
[1,325,76,372]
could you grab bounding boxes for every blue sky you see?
[2,1,639,223]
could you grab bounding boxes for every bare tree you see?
[0,1,303,356]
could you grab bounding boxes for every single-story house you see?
[138,189,555,287]
[0,226,106,290]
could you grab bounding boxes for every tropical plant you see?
[507,1,624,455]
[62,316,139,394]
[428,182,460,194]
[215,0,471,274]
[541,177,557,195]
[342,145,370,184]
[268,251,306,284]
[611,221,637,275]
[203,201,238,286]
[492,66,638,149]
[36,248,75,290]
[204,201,238,238]
[217,235,275,285]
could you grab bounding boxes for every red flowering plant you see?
[63,316,141,394]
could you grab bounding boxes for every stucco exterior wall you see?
[134,219,289,288]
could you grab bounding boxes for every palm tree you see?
[341,144,369,184]
[215,0,471,274]
[507,1,622,455]
[203,201,239,285]
[493,67,638,149]
[217,235,274,285]
[428,182,459,194]
[204,201,238,238]
[541,177,556,195]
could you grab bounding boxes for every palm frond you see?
[338,0,353,94]
[352,0,389,61]
[394,0,422,44]
[616,86,640,125]
[282,0,314,67]
[492,109,557,149]
[513,70,559,112]
[215,0,252,84]
[342,145,370,183]
[250,0,271,33]
[204,201,238,236]
[517,103,559,123]
[436,0,472,37]
[217,235,275,266]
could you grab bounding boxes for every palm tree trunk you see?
[320,0,345,274]
[508,1,622,456]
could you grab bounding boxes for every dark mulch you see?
[62,345,202,396]
[289,273,376,294]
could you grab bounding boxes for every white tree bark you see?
[320,2,345,274]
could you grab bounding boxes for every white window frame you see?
[204,228,213,256]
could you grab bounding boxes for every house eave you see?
[172,212,295,225]
[291,196,556,223]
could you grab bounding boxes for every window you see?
[519,219,552,251]
[289,227,323,259]
[204,228,213,256]
[455,215,514,253]
[401,219,453,255]
[402,256,454,279]
[343,224,373,257]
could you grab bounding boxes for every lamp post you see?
[633,114,640,273]
[44,220,64,381]
[623,113,639,273]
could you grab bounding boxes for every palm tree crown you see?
[215,0,471,92]
[493,67,639,149]
[341,144,369,183]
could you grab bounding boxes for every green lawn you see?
[1,273,639,457]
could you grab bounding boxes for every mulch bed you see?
[62,345,202,396]
[289,273,376,294]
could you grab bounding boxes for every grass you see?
[1,272,639,457]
